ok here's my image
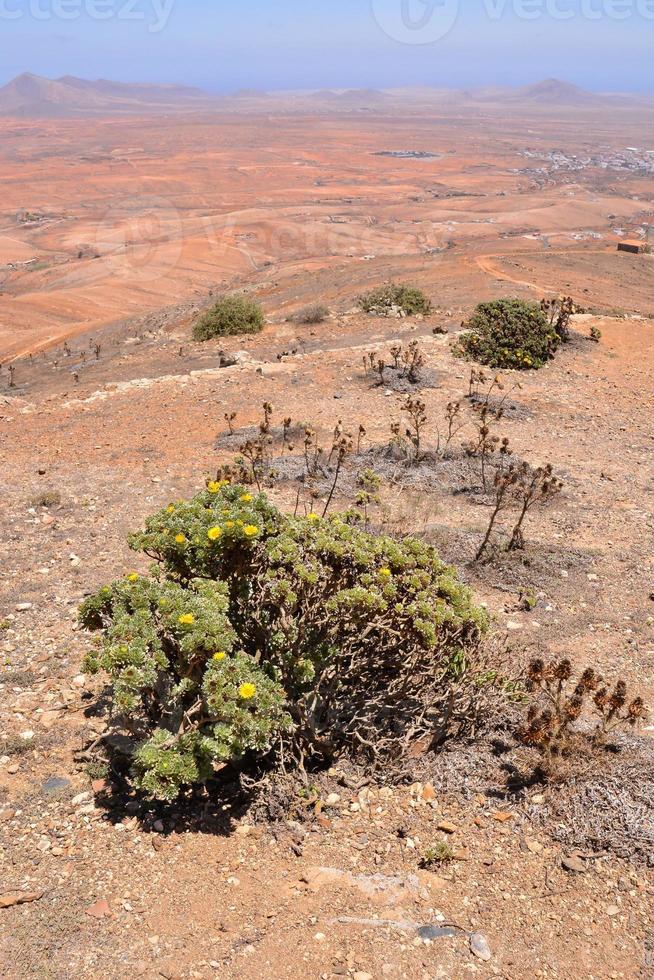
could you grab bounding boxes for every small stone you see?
[436,821,457,834]
[85,898,112,919]
[421,783,436,802]
[470,932,492,961]
[92,779,107,794]
[40,710,62,729]
[0,890,43,909]
[525,838,543,854]
[42,776,71,795]
[606,905,620,917]
[77,803,97,815]
[314,932,326,942]
[353,973,373,980]
[506,621,523,631]
[19,730,35,741]
[562,855,586,874]
[158,964,182,980]
[15,603,32,612]
[531,794,545,805]
[72,674,86,687]
[492,811,513,823]
[71,792,91,805]
[325,793,341,806]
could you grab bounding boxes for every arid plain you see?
[1,94,654,979]
[1,95,653,364]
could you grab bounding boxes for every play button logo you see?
[371,0,460,44]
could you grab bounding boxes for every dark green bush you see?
[455,298,561,370]
[358,282,432,316]
[80,483,488,801]
[193,295,265,341]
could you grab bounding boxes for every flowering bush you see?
[80,483,488,800]
[455,298,561,370]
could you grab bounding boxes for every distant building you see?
[617,240,650,254]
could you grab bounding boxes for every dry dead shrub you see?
[516,658,646,768]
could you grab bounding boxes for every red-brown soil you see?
[1,102,653,979]
[1,102,653,361]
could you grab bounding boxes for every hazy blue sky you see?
[0,0,652,91]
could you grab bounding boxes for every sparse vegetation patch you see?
[358,282,432,317]
[292,304,330,324]
[193,295,265,341]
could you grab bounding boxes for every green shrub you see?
[420,840,457,867]
[455,298,561,370]
[80,483,488,801]
[193,295,265,341]
[358,282,432,316]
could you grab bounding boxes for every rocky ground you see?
[1,290,653,978]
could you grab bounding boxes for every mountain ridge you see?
[0,72,215,116]
[0,73,649,116]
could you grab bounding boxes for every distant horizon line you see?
[3,71,654,98]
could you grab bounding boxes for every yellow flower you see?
[175,533,186,544]
[226,520,234,528]
[207,526,223,541]
[307,513,320,522]
[243,525,259,538]
[178,613,194,625]
[212,652,227,662]
[239,682,257,700]
[207,481,221,494]
[126,572,139,582]
[167,505,175,514]
[240,493,253,503]
[379,568,391,578]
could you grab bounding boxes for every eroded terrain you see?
[1,102,653,979]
